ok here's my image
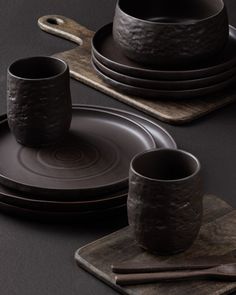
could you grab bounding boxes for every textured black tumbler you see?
[7,56,72,147]
[128,148,203,255]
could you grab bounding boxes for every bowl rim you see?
[116,0,226,25]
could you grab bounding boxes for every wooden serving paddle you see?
[38,15,236,125]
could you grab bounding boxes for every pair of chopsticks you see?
[111,252,236,285]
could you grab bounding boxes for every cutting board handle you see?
[38,15,94,46]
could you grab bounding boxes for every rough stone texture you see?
[113,5,229,66]
[127,170,203,254]
[7,67,72,147]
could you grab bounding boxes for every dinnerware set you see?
[91,0,236,99]
[1,67,176,219]
[4,55,204,256]
[1,0,236,288]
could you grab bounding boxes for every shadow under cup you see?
[7,56,72,147]
[128,149,204,255]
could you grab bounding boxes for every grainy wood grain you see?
[38,15,236,125]
[75,195,236,295]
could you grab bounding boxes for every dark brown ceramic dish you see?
[92,54,236,90]
[2,108,177,151]
[92,61,236,99]
[7,56,72,147]
[92,24,236,80]
[0,108,156,198]
[0,184,127,212]
[128,148,203,255]
[0,199,127,221]
[0,105,177,214]
[113,0,228,66]
[0,108,176,202]
[76,105,177,149]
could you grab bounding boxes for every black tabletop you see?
[0,1,236,294]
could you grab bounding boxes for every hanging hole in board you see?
[47,18,64,25]
[45,16,83,46]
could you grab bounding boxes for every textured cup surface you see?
[7,56,72,147]
[128,149,203,255]
[113,0,229,66]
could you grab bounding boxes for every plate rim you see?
[92,60,236,98]
[92,52,236,89]
[0,107,156,195]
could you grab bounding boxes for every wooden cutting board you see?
[75,194,236,295]
[38,15,236,125]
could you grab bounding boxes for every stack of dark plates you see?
[92,0,236,99]
[0,105,176,220]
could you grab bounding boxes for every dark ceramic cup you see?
[113,0,229,67]
[128,148,203,255]
[7,56,72,147]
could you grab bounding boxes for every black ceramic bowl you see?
[113,0,229,67]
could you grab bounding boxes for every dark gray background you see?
[0,1,236,294]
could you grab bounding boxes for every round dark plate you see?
[0,200,127,221]
[77,105,177,149]
[92,61,236,99]
[0,108,156,197]
[92,53,236,90]
[0,184,127,212]
[0,105,176,217]
[92,23,236,80]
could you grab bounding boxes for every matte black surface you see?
[0,107,156,197]
[0,1,236,295]
[92,60,236,99]
[92,54,236,90]
[92,24,236,80]
[113,0,228,66]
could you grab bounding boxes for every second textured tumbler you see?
[128,148,204,255]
